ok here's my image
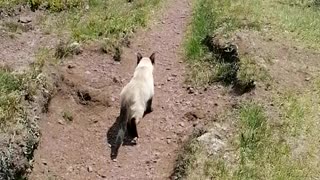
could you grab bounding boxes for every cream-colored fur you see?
[115,52,155,147]
[120,56,154,125]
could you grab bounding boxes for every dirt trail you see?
[29,0,231,179]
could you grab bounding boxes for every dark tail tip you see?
[111,129,125,159]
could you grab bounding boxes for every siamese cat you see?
[115,52,155,149]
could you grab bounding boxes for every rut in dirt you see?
[29,0,224,179]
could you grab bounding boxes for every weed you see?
[62,111,73,122]
[184,0,266,87]
[53,40,81,60]
[3,21,28,33]
[177,95,320,179]
[0,49,51,179]
[0,0,25,8]
[28,0,83,12]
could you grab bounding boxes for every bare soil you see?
[0,6,59,73]
[27,0,233,179]
[3,0,316,179]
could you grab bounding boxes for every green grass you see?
[175,98,320,179]
[0,67,24,131]
[185,0,320,86]
[0,46,53,132]
[28,0,83,11]
[180,0,320,176]
[45,0,160,40]
[1,0,162,55]
[62,111,73,122]
[0,0,25,8]
[184,0,266,86]
[185,0,261,62]
[2,21,28,33]
[0,48,53,179]
[0,0,83,11]
[38,0,162,57]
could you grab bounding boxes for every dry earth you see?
[27,0,233,179]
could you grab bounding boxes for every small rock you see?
[42,160,47,165]
[187,87,194,94]
[67,64,75,69]
[305,77,311,81]
[19,16,32,23]
[26,168,32,173]
[155,152,160,157]
[67,166,73,172]
[87,166,93,172]
[179,122,185,127]
[193,121,199,127]
[85,71,91,75]
[167,139,171,144]
[171,73,177,77]
[85,4,90,10]
[69,42,82,55]
[58,119,65,125]
[197,128,226,155]
[113,77,119,83]
[101,175,107,178]
[167,77,174,81]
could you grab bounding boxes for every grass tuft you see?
[62,111,73,122]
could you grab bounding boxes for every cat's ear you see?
[137,52,143,64]
[149,52,155,64]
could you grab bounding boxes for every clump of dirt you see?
[55,40,83,59]
[76,89,92,104]
[203,34,256,95]
[100,35,131,62]
[184,110,206,122]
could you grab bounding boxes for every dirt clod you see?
[87,166,93,172]
[18,16,32,23]
[77,90,92,105]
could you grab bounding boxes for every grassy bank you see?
[0,63,48,179]
[0,0,163,179]
[175,0,320,179]
[39,0,162,55]
[1,0,162,57]
[184,0,320,86]
[175,93,320,179]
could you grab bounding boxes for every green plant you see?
[62,111,73,122]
